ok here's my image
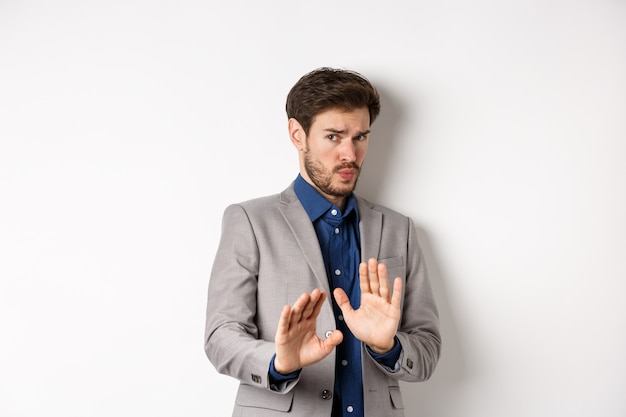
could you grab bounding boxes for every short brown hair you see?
[286,67,381,135]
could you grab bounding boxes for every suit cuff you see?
[366,336,402,372]
[268,354,301,392]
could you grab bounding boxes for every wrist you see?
[269,354,301,388]
[273,355,297,375]
[368,344,392,355]
[367,338,396,355]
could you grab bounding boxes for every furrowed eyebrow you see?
[323,128,371,136]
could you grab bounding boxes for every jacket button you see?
[321,389,332,400]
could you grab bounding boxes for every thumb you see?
[333,288,354,315]
[324,329,343,348]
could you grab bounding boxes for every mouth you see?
[336,167,358,181]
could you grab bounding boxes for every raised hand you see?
[274,288,343,374]
[333,258,402,354]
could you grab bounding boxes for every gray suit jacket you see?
[204,183,441,417]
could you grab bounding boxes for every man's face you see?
[301,107,370,206]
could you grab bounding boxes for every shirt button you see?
[331,209,338,216]
[325,330,333,338]
[347,405,354,413]
[334,269,341,276]
[338,314,343,321]
[321,389,332,400]
[334,227,340,234]
[341,359,348,366]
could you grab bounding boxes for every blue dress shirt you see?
[270,175,401,417]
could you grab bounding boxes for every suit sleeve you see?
[204,204,299,392]
[368,217,442,382]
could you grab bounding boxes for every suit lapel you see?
[277,186,384,294]
[278,186,332,295]
[357,196,382,261]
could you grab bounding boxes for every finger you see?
[276,304,291,336]
[378,262,390,301]
[301,288,321,320]
[390,277,403,309]
[359,261,371,294]
[309,291,327,320]
[290,292,310,324]
[368,258,380,295]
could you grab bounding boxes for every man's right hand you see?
[274,288,343,374]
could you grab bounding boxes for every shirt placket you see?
[326,209,362,416]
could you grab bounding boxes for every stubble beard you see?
[303,149,360,198]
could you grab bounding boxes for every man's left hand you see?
[333,258,402,354]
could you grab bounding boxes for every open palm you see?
[334,258,402,354]
[274,289,343,374]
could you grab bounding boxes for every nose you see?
[338,139,356,162]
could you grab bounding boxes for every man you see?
[204,67,441,417]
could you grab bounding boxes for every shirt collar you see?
[294,174,358,223]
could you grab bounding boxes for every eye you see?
[327,134,338,141]
[354,134,367,141]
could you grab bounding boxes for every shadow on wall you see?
[404,225,466,416]
[357,83,467,415]
[356,83,406,202]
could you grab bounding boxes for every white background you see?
[1,1,625,416]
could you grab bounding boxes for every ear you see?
[288,118,306,151]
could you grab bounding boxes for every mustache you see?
[333,162,360,173]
